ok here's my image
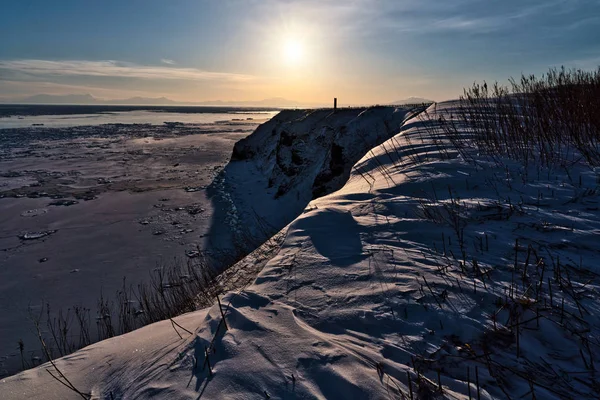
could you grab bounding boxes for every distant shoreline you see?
[0,104,282,118]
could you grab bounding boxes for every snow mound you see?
[4,101,600,399]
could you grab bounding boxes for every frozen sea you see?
[0,105,277,377]
[0,104,279,129]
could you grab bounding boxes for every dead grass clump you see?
[440,66,600,168]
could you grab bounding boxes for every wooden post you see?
[334,97,337,110]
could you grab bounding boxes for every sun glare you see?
[283,39,304,64]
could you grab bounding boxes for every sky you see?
[0,0,599,104]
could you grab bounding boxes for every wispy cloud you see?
[271,0,597,37]
[0,59,255,82]
[368,0,577,35]
[161,58,176,65]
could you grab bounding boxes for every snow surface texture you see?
[206,107,417,253]
[3,101,600,399]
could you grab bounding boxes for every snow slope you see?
[3,101,600,399]
[206,106,418,253]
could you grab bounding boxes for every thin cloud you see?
[161,58,176,65]
[276,0,595,36]
[0,59,255,82]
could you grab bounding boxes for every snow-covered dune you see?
[3,102,600,399]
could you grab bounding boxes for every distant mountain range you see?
[17,93,104,104]
[390,97,434,105]
[8,94,306,108]
[5,94,434,108]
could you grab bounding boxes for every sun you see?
[283,39,304,64]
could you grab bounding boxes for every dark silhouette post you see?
[334,98,337,110]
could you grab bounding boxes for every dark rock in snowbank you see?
[209,106,426,257]
[231,107,413,200]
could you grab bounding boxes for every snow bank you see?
[207,107,414,252]
[4,102,600,399]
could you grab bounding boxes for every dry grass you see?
[438,67,600,168]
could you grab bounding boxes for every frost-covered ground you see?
[3,101,600,399]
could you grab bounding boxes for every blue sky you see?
[1,0,598,103]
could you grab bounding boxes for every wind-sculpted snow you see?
[208,106,415,254]
[3,102,600,399]
[231,107,411,199]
